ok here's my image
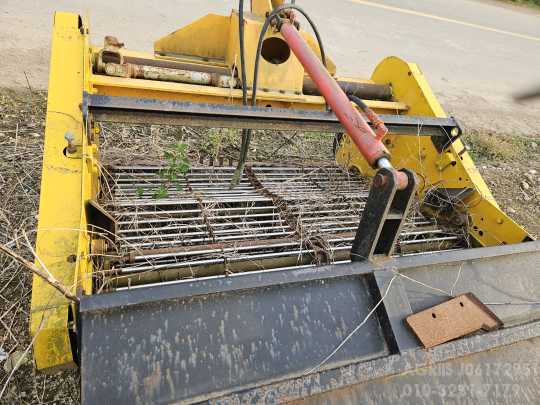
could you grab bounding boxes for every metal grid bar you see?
[98,164,467,289]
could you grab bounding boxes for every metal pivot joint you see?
[351,168,418,262]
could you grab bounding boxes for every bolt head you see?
[373,173,387,187]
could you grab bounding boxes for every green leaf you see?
[152,185,169,199]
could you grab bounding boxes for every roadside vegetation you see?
[506,0,540,8]
[464,130,533,162]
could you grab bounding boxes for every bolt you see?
[64,132,77,154]
[458,145,470,156]
[373,173,388,187]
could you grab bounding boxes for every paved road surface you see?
[1,0,539,134]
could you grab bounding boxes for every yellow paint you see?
[31,12,99,371]
[90,73,407,112]
[153,7,335,93]
[154,14,231,62]
[348,0,540,43]
[226,12,304,94]
[336,56,531,246]
[436,151,457,171]
[30,12,85,371]
[252,0,273,16]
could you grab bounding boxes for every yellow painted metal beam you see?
[89,73,407,112]
[153,7,336,93]
[30,12,87,371]
[154,14,230,62]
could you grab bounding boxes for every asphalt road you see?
[1,0,539,134]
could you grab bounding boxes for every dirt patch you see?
[481,163,540,237]
[462,130,540,237]
[0,87,538,403]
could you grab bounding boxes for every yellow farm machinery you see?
[30,1,539,403]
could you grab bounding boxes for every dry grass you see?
[0,89,79,404]
[464,130,531,161]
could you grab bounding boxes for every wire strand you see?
[306,273,398,374]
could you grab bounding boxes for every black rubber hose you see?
[252,3,327,107]
[347,94,369,113]
[232,3,327,188]
[239,0,248,106]
[231,0,252,188]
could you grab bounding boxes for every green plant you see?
[507,0,540,7]
[137,142,191,199]
[152,184,169,199]
[160,142,191,182]
[200,128,239,157]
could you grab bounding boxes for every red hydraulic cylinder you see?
[280,20,389,168]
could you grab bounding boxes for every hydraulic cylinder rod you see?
[279,19,408,189]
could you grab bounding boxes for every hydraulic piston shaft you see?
[279,19,408,189]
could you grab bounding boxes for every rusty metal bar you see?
[119,55,393,100]
[103,62,238,88]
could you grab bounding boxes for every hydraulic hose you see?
[231,3,327,188]
[347,94,388,141]
[231,0,253,188]
[252,4,327,106]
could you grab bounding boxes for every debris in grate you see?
[93,163,468,291]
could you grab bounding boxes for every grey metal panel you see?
[399,249,540,326]
[79,242,540,404]
[84,93,461,136]
[282,336,540,405]
[213,321,540,405]
[80,276,389,405]
[372,271,418,353]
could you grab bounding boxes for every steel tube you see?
[118,219,286,234]
[122,55,393,101]
[104,62,237,88]
[127,231,296,248]
[303,78,392,101]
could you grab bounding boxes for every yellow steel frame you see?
[336,56,531,246]
[33,8,530,371]
[31,12,98,371]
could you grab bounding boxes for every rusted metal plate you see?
[406,293,503,348]
[86,200,117,241]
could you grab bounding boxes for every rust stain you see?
[406,293,503,348]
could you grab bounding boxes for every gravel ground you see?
[0,87,538,403]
